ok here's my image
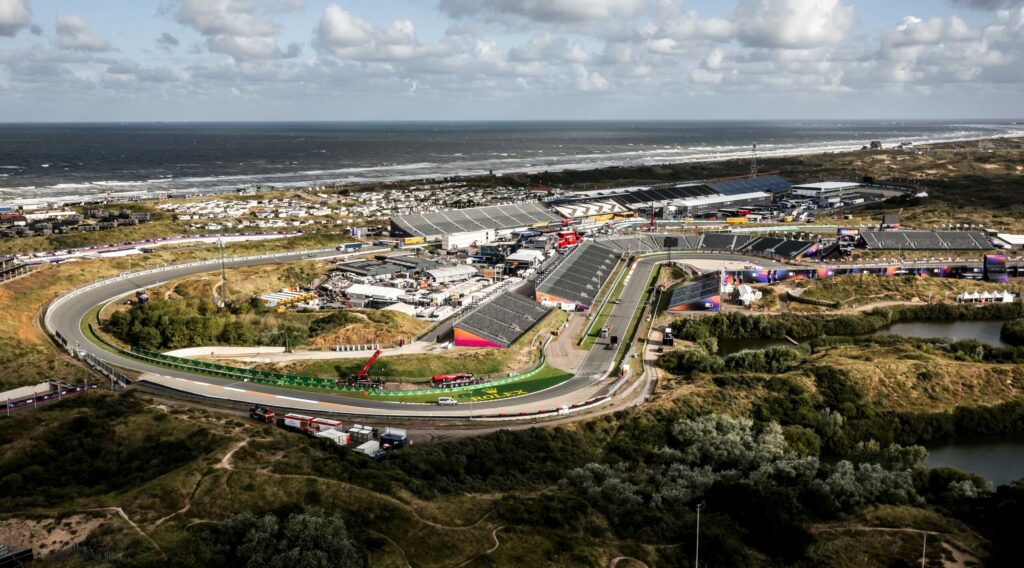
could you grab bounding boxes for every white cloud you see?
[571,64,609,91]
[439,0,647,24]
[54,13,113,52]
[175,0,297,60]
[734,0,857,48]
[0,0,31,37]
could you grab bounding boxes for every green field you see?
[337,363,574,404]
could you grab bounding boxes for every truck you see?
[599,325,610,339]
[277,413,343,436]
[380,427,408,449]
[337,242,363,252]
[663,327,675,347]
[401,236,426,246]
[249,405,275,424]
[607,335,619,350]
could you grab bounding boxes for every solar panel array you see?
[707,175,792,196]
[456,291,553,348]
[607,184,716,208]
[668,271,722,308]
[391,201,561,237]
[861,231,991,250]
[536,242,621,307]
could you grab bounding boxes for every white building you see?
[791,182,860,199]
[427,264,478,284]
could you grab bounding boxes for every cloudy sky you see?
[0,0,1022,121]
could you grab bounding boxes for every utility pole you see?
[219,237,227,301]
[920,531,929,568]
[695,503,703,568]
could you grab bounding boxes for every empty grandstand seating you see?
[536,242,621,308]
[740,236,817,259]
[698,233,752,251]
[455,290,553,348]
[391,201,561,238]
[861,231,991,250]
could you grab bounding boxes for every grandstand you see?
[668,271,722,312]
[390,201,560,239]
[552,199,628,219]
[454,290,553,348]
[860,231,991,250]
[740,236,818,259]
[699,233,753,251]
[536,242,621,309]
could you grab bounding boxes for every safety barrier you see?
[88,322,550,397]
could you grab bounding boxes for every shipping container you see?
[402,236,426,246]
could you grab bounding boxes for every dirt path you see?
[368,529,412,568]
[91,507,165,559]
[454,526,506,568]
[152,438,251,528]
[215,438,249,470]
[810,524,980,568]
[256,471,493,530]
[609,557,649,568]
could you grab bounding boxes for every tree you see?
[218,507,360,568]
[137,326,162,351]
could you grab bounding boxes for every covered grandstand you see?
[454,290,553,348]
[536,242,621,309]
[668,271,722,312]
[390,201,561,239]
[860,231,991,250]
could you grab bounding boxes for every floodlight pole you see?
[920,531,927,568]
[695,503,702,568]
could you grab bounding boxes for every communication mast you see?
[750,143,758,178]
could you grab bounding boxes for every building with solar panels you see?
[667,271,723,312]
[551,175,790,218]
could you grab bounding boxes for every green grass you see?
[343,363,573,404]
[581,262,630,349]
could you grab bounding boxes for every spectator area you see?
[454,290,553,348]
[860,231,991,250]
[535,242,621,308]
[391,201,561,238]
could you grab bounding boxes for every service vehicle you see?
[437,396,458,406]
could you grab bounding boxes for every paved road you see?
[48,245,968,420]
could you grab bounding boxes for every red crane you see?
[356,349,382,379]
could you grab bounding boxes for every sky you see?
[0,0,1022,121]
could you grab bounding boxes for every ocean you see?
[0,120,1021,207]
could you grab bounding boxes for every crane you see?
[338,349,385,389]
[356,349,382,379]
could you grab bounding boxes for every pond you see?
[926,435,1024,486]
[873,320,1007,347]
[716,320,1008,355]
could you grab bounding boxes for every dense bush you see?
[1001,318,1024,346]
[0,394,218,508]
[106,297,387,350]
[674,302,1024,342]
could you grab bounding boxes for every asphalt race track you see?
[47,245,968,420]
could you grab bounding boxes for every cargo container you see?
[401,236,426,246]
[337,242,363,252]
[280,413,343,436]
[380,427,408,449]
[726,217,749,224]
[314,429,351,446]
